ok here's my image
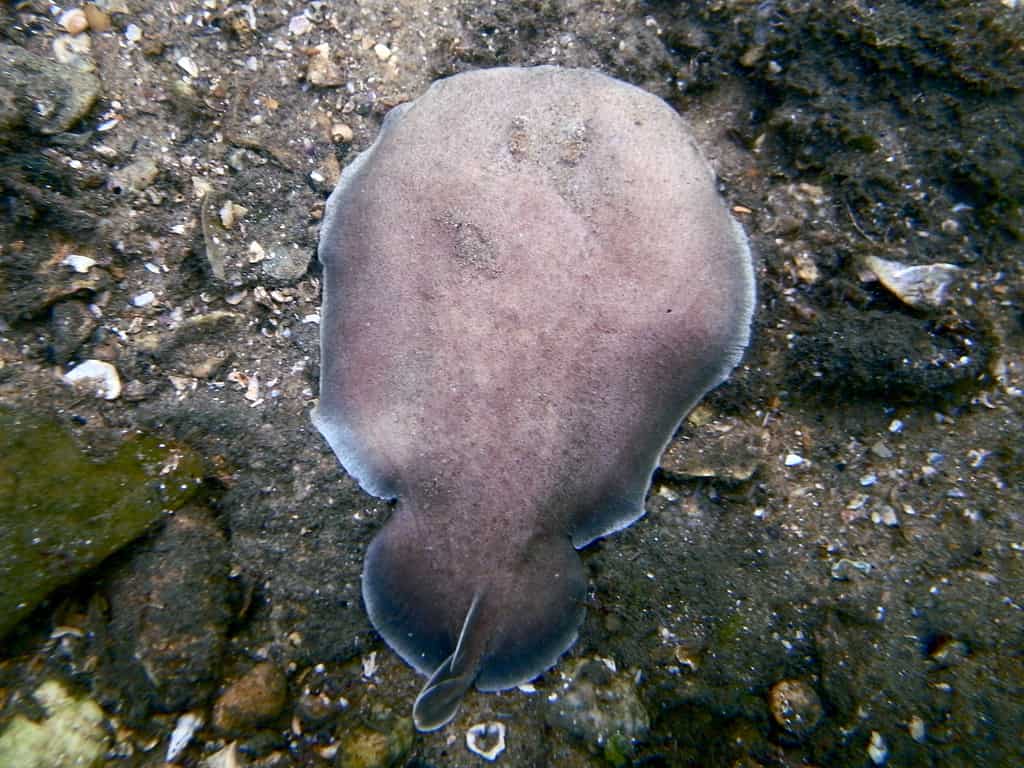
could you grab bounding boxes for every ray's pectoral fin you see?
[413,593,488,731]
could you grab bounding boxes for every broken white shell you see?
[166,712,203,763]
[466,722,506,761]
[62,360,121,400]
[864,255,961,309]
[62,254,96,273]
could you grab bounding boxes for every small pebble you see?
[767,679,823,739]
[868,730,888,765]
[247,241,266,263]
[306,43,343,87]
[212,662,287,733]
[53,33,92,67]
[871,504,899,527]
[60,8,89,35]
[288,15,312,35]
[83,4,111,32]
[784,453,804,467]
[373,43,392,61]
[132,291,155,307]
[870,440,893,459]
[177,56,199,78]
[125,23,142,43]
[908,715,926,743]
[830,558,872,581]
[200,742,240,768]
[337,718,413,768]
[888,419,904,433]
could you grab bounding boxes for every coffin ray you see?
[313,66,756,731]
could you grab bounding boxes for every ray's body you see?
[314,66,755,730]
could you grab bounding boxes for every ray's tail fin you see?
[413,592,487,731]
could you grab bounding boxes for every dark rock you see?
[49,300,96,364]
[543,657,649,756]
[90,505,230,721]
[788,308,987,399]
[0,43,100,135]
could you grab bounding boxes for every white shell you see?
[166,712,203,763]
[865,255,961,309]
[63,360,121,400]
[466,722,506,761]
[61,254,96,273]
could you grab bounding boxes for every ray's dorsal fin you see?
[413,592,487,731]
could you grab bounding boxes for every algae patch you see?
[0,680,109,768]
[0,406,204,637]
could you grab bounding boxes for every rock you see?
[868,730,888,765]
[336,717,414,768]
[768,679,823,739]
[107,157,160,195]
[788,308,987,399]
[0,407,204,638]
[289,15,313,36]
[200,742,241,768]
[63,359,121,399]
[0,680,109,768]
[212,663,288,733]
[136,310,240,376]
[49,300,97,364]
[262,244,313,284]
[0,43,101,134]
[59,9,90,36]
[82,4,112,33]
[544,657,649,760]
[52,34,94,71]
[830,558,872,581]
[908,715,927,744]
[661,413,766,483]
[0,243,108,321]
[306,44,343,87]
[864,255,961,309]
[198,171,317,287]
[90,505,230,720]
[177,56,199,78]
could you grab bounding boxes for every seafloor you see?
[0,1,1021,767]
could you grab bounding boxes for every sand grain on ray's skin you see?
[312,65,756,731]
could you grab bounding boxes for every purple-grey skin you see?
[313,66,755,731]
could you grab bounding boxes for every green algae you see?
[337,717,414,768]
[0,680,109,768]
[0,406,204,638]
